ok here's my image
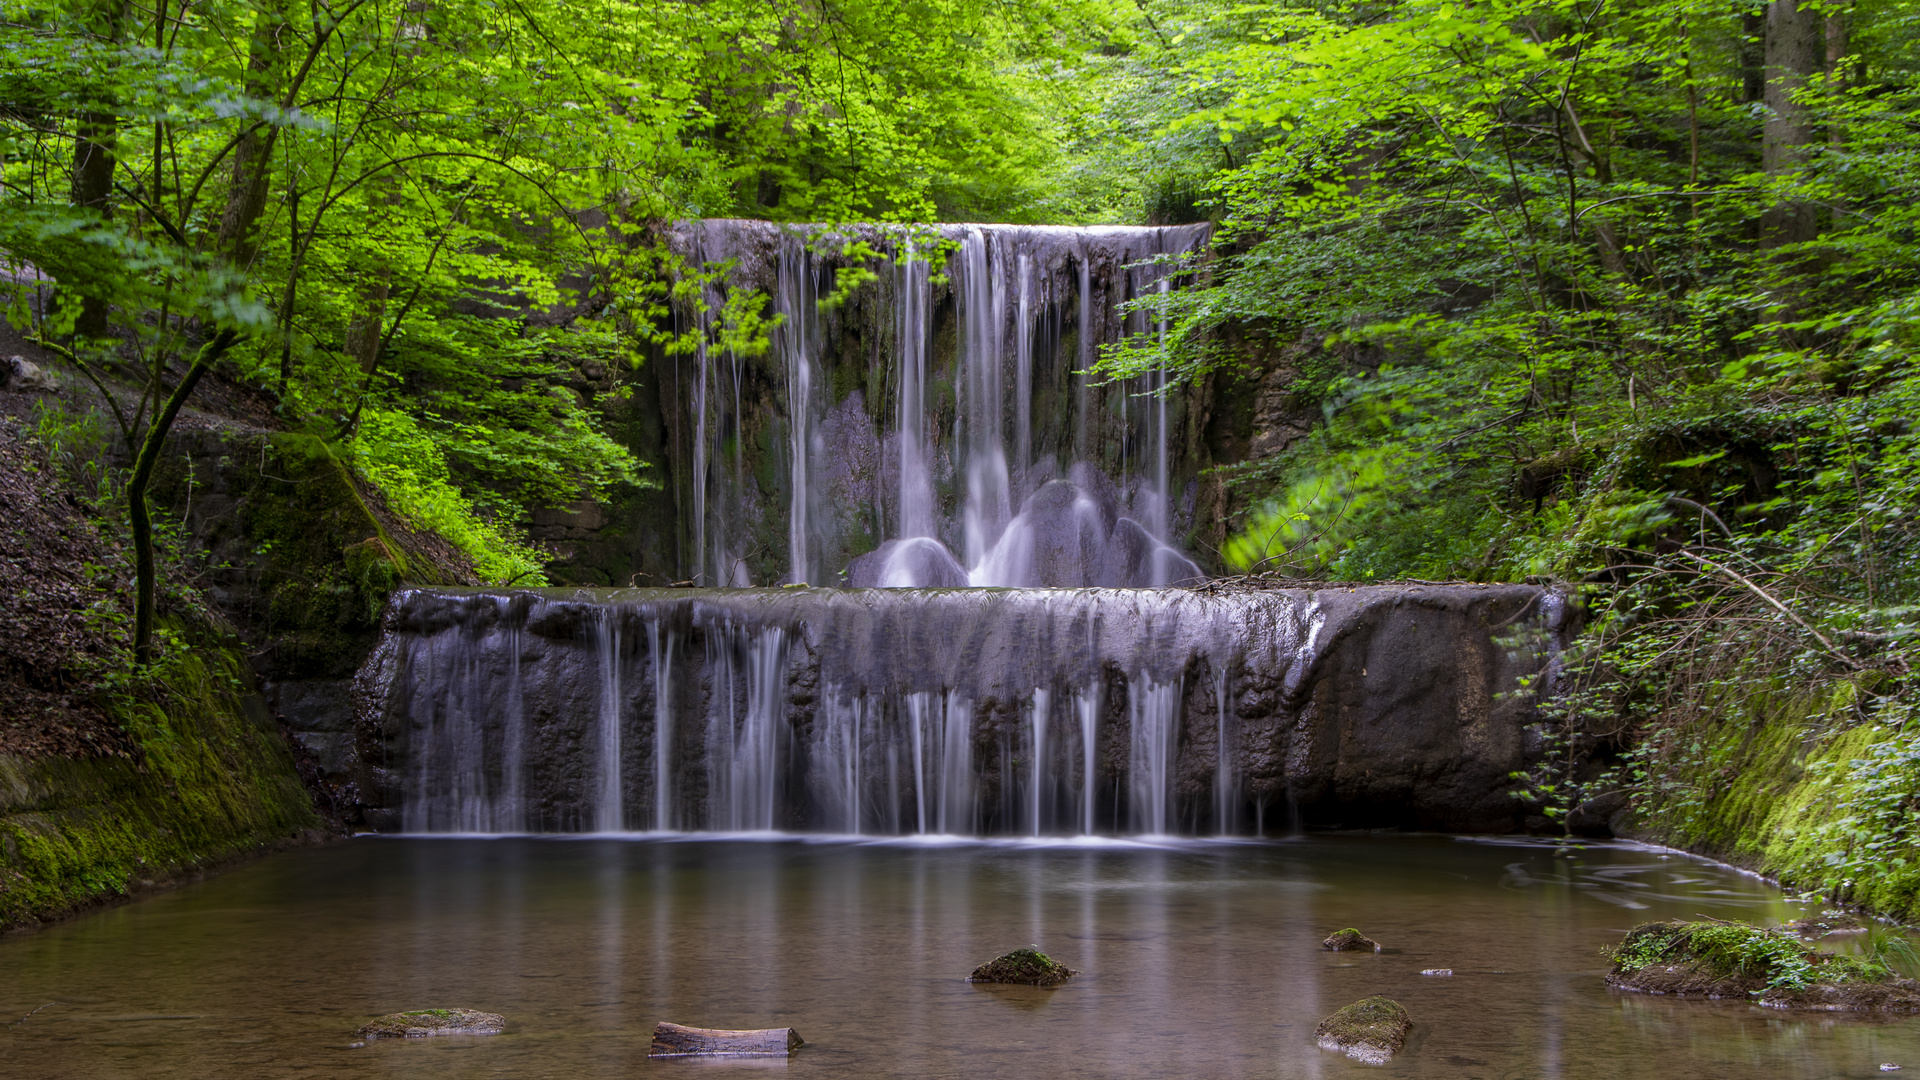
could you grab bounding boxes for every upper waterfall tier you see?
[664,220,1211,588]
[354,584,1569,837]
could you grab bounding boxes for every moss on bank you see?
[1631,677,1920,920]
[0,639,323,931]
[1607,919,1920,1010]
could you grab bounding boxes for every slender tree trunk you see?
[216,0,290,270]
[1761,0,1826,246]
[65,0,130,339]
[129,329,239,665]
[1740,10,1765,105]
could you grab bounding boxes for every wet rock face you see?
[349,583,1569,835]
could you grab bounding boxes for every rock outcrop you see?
[348,581,1568,835]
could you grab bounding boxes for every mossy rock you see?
[1314,996,1410,1064]
[356,1008,506,1039]
[968,947,1076,987]
[1608,920,1920,1011]
[1322,928,1382,952]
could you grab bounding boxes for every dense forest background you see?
[4,0,1920,909]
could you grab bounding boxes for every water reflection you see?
[1,835,1908,1079]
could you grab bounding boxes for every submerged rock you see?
[1322,928,1382,952]
[968,947,1076,987]
[1607,920,1920,1011]
[1314,996,1410,1063]
[1785,911,1867,937]
[355,1009,505,1038]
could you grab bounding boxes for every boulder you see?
[355,1009,505,1039]
[847,537,969,588]
[1314,996,1410,1064]
[967,947,1076,987]
[1322,928,1382,952]
[2,356,59,394]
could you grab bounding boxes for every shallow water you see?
[2,834,1912,1079]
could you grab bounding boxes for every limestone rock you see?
[1314,996,1410,1064]
[2,356,59,393]
[355,1009,505,1039]
[967,947,1076,987]
[1322,928,1382,952]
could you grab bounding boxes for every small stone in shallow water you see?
[355,1009,505,1039]
[1322,928,1382,952]
[1314,996,1411,1064]
[1421,968,1453,976]
[967,947,1076,987]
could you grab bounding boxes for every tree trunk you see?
[65,0,130,340]
[215,0,290,270]
[1740,11,1765,105]
[648,1023,803,1057]
[1761,0,1826,246]
[129,330,240,665]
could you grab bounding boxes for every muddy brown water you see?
[3,834,1913,1078]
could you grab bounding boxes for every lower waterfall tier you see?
[354,585,1569,836]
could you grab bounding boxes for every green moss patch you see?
[1608,920,1920,1011]
[0,636,324,931]
[1314,996,1410,1063]
[968,947,1076,987]
[1322,927,1382,952]
[1633,681,1920,922]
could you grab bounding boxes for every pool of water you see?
[2,834,1911,1078]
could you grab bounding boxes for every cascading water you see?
[666,221,1210,589]
[367,220,1570,841]
[369,582,1568,838]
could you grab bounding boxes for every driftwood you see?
[649,1021,804,1057]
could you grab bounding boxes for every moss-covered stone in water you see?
[1314,996,1410,1063]
[1608,919,1920,1011]
[356,1009,506,1039]
[968,947,1076,987]
[1322,928,1382,952]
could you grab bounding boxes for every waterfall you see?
[593,609,624,832]
[778,236,821,585]
[500,621,525,832]
[648,621,677,831]
[1075,683,1101,836]
[1213,663,1238,836]
[895,242,936,541]
[1127,676,1183,836]
[1028,688,1051,838]
[670,221,1211,591]
[706,624,789,832]
[373,584,1565,838]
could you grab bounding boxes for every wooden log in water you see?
[648,1021,804,1057]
